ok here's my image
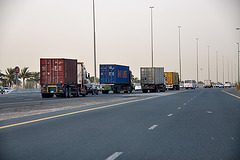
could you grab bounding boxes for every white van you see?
[184,79,197,89]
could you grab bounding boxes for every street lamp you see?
[196,38,199,85]
[178,26,182,82]
[216,51,218,83]
[150,6,154,68]
[222,55,224,84]
[93,0,97,83]
[208,46,210,81]
[236,42,240,82]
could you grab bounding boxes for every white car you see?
[134,83,142,91]
[184,79,197,89]
[3,87,13,94]
[214,83,224,88]
[224,82,232,88]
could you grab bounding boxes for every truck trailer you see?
[140,67,166,93]
[40,58,88,98]
[100,64,133,94]
[164,72,180,90]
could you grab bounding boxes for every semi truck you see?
[164,72,180,90]
[140,67,166,93]
[40,58,88,98]
[100,64,133,94]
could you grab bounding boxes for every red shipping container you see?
[40,58,77,85]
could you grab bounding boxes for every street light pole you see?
[216,51,218,83]
[93,0,97,83]
[223,55,224,84]
[236,42,240,82]
[150,6,154,68]
[208,46,210,81]
[196,38,199,85]
[178,26,182,82]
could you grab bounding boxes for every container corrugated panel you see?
[164,72,179,85]
[140,67,164,84]
[100,64,130,84]
[40,58,77,85]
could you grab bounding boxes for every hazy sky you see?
[0,0,239,83]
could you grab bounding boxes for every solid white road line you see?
[148,125,158,130]
[168,114,173,117]
[106,152,123,160]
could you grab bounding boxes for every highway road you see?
[0,88,240,160]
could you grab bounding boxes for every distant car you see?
[134,83,142,91]
[184,79,197,89]
[224,82,232,88]
[0,86,3,94]
[86,84,98,95]
[95,84,103,92]
[214,83,224,88]
[3,87,13,94]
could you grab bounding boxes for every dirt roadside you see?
[0,96,138,121]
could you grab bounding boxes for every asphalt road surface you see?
[0,88,240,160]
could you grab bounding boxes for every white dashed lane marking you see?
[168,114,173,117]
[106,152,123,160]
[148,125,158,130]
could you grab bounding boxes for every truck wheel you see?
[77,88,81,97]
[142,90,147,93]
[42,93,49,98]
[65,87,69,98]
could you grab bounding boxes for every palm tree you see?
[19,67,31,89]
[5,68,15,87]
[0,70,6,86]
[30,72,40,89]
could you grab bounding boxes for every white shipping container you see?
[140,67,164,84]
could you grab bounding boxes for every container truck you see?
[164,72,180,90]
[100,64,133,94]
[203,80,213,88]
[40,58,88,98]
[140,67,166,93]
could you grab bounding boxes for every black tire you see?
[142,89,148,93]
[65,87,69,98]
[77,88,81,97]
[42,93,49,98]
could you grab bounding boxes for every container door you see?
[100,65,108,84]
[108,65,116,83]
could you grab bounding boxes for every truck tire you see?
[142,89,148,93]
[64,87,69,98]
[42,93,53,98]
[42,93,49,98]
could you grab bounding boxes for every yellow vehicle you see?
[164,72,180,90]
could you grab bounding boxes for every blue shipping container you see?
[100,64,130,84]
